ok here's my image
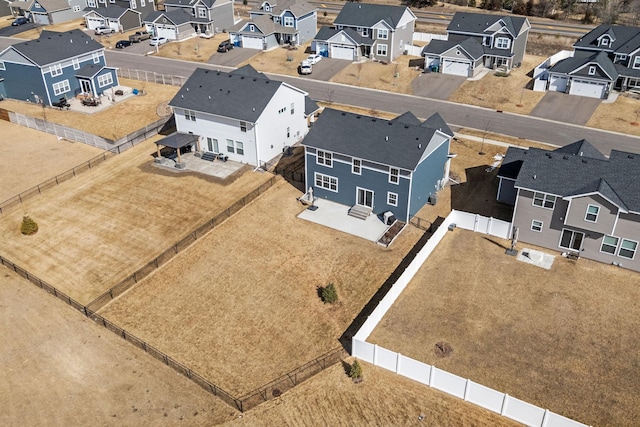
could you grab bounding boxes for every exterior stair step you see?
[348,205,372,220]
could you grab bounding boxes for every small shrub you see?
[21,215,38,235]
[494,71,509,78]
[349,359,363,382]
[321,283,339,304]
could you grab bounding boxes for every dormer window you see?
[264,5,270,11]
[633,56,640,69]
[588,66,596,75]
[249,24,255,31]
[284,16,294,27]
[34,2,39,7]
[600,37,609,47]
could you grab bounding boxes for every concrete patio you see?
[153,151,246,179]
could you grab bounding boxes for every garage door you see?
[242,36,263,50]
[548,76,568,92]
[32,13,49,25]
[86,18,104,30]
[331,45,355,61]
[569,79,607,99]
[442,59,470,77]
[156,27,176,40]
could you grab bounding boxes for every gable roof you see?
[84,6,138,18]
[252,0,316,17]
[313,26,373,45]
[548,51,618,80]
[554,139,607,160]
[164,0,219,8]
[31,0,70,12]
[334,2,411,29]
[75,63,106,78]
[422,37,484,60]
[169,67,306,122]
[144,9,193,25]
[230,64,266,78]
[5,29,103,67]
[574,24,640,53]
[447,12,529,38]
[498,143,640,212]
[302,108,450,171]
[421,112,453,137]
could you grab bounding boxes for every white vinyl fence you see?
[413,32,448,43]
[532,50,574,92]
[352,210,590,427]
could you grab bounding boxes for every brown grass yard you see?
[586,93,640,138]
[98,180,426,396]
[242,43,312,77]
[368,229,640,427]
[0,138,272,305]
[0,120,102,202]
[13,19,86,39]
[155,33,234,63]
[224,360,520,427]
[331,55,423,95]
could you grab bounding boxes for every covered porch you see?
[155,132,200,168]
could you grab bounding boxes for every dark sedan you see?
[12,17,29,26]
[115,39,132,49]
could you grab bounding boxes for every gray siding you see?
[393,22,414,59]
[297,13,317,44]
[3,63,46,104]
[212,1,234,31]
[120,10,142,31]
[564,194,617,236]
[264,34,278,50]
[512,30,528,65]
[50,9,83,24]
[408,139,449,220]
[512,189,566,249]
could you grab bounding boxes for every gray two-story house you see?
[10,0,87,24]
[312,2,415,62]
[423,12,530,77]
[0,29,119,105]
[245,0,316,46]
[497,140,640,272]
[303,108,452,224]
[161,0,234,35]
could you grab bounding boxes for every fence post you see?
[501,393,509,415]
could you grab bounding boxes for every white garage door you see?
[569,79,607,99]
[331,45,355,61]
[442,59,470,77]
[548,76,568,92]
[86,18,104,30]
[156,26,176,40]
[32,13,49,25]
[242,36,263,50]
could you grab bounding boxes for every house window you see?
[588,66,596,75]
[600,235,619,255]
[92,53,100,64]
[236,141,244,155]
[317,150,332,167]
[531,220,543,232]
[377,28,388,40]
[532,192,556,209]
[495,37,510,49]
[286,127,290,138]
[73,5,80,11]
[97,73,113,87]
[240,121,247,132]
[377,44,387,56]
[585,204,599,222]
[141,0,145,6]
[226,139,234,153]
[559,229,584,251]
[389,167,399,184]
[618,239,638,259]
[600,37,609,47]
[131,0,136,8]
[284,16,294,27]
[387,192,398,207]
[290,102,294,114]
[184,110,196,121]
[249,24,255,32]
[352,158,361,175]
[52,80,70,96]
[273,17,280,23]
[87,0,96,6]
[362,28,369,37]
[633,56,640,69]
[50,63,62,77]
[207,137,219,152]
[72,58,79,70]
[198,8,206,18]
[264,5,270,11]
[0,61,5,70]
[315,172,338,192]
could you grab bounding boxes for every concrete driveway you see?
[207,47,259,67]
[304,58,351,81]
[411,72,466,100]
[530,91,601,125]
[0,22,39,37]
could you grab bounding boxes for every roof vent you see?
[582,159,588,163]
[253,78,257,81]
[205,70,209,73]
[579,151,584,156]
[545,153,551,158]
[217,71,220,75]
[563,155,568,160]
[241,76,245,79]
[385,136,389,141]
[418,143,422,149]
[533,174,536,179]
[629,154,635,159]
[404,125,409,128]
[252,107,255,111]
[186,87,189,91]
[341,112,346,116]
[388,122,393,125]
[356,115,361,119]
[181,94,184,98]
[208,95,211,100]
[199,85,202,88]
[372,118,377,122]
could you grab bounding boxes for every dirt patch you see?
[155,33,232,63]
[434,341,454,358]
[331,55,423,95]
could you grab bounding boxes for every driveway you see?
[0,22,39,37]
[207,47,259,67]
[304,58,351,81]
[411,72,466,100]
[530,91,601,125]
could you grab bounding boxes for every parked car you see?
[299,60,312,75]
[217,40,233,53]
[129,31,151,43]
[95,26,115,35]
[115,39,132,49]
[150,37,168,46]
[11,17,29,26]
[307,54,322,64]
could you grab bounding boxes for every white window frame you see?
[206,137,219,153]
[284,16,294,27]
[600,235,619,255]
[633,56,640,69]
[585,204,599,222]
[600,37,609,47]
[141,0,145,6]
[588,66,596,75]
[198,8,207,18]
[226,139,234,153]
[52,80,70,96]
[532,192,556,209]
[362,28,369,37]
[235,141,244,155]
[531,220,543,232]
[240,121,247,132]
[290,102,294,114]
[92,52,100,64]
[73,5,80,12]
[352,158,361,175]
[87,0,96,6]
[131,0,136,8]
[495,37,510,49]
[314,172,338,192]
[376,43,387,56]
[618,239,638,259]
[72,58,80,70]
[317,150,332,167]
[50,63,63,77]
[387,192,398,207]
[389,167,399,184]
[377,28,388,40]
[249,24,255,32]
[559,228,585,251]
[97,73,113,88]
[0,61,5,71]
[184,109,196,121]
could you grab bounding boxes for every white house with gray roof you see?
[313,2,415,61]
[167,65,311,167]
[0,29,118,105]
[497,140,640,272]
[83,6,142,32]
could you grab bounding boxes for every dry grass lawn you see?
[99,179,426,395]
[13,19,85,39]
[242,43,312,77]
[586,93,640,137]
[0,138,272,305]
[155,33,233,63]
[331,55,423,95]
[0,79,177,139]
[369,229,640,427]
[224,360,520,427]
[0,120,103,202]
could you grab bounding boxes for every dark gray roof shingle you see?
[313,26,373,45]
[334,2,410,28]
[9,29,103,66]
[447,12,528,38]
[548,51,618,80]
[422,37,484,60]
[574,24,640,53]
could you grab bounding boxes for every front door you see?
[356,187,373,208]
[80,79,92,95]
[560,229,585,251]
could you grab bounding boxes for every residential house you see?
[0,29,119,105]
[302,108,453,223]
[497,140,640,272]
[84,0,154,19]
[313,2,416,62]
[83,7,142,32]
[10,0,86,24]
[228,15,284,50]
[1,0,12,17]
[423,12,530,77]
[166,65,313,167]
[162,0,234,35]
[143,9,196,40]
[546,24,640,99]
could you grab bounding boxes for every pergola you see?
[155,132,200,164]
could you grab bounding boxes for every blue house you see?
[0,30,119,106]
[302,108,453,223]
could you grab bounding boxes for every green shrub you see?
[21,215,38,235]
[349,359,363,382]
[494,71,509,78]
[321,283,339,304]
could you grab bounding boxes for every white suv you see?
[299,60,312,75]
[95,26,114,35]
